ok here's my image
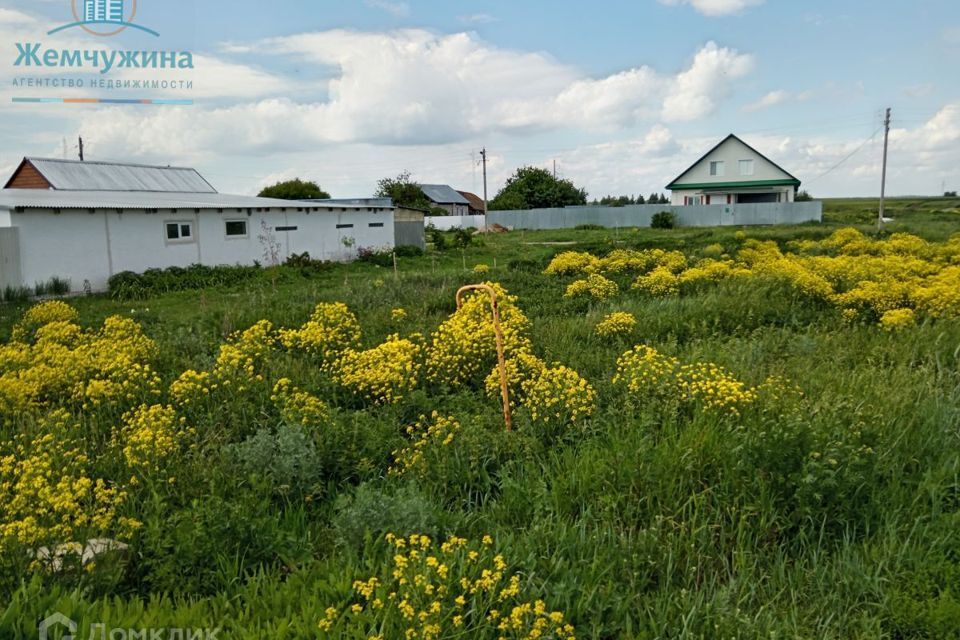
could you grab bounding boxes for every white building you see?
[667,134,801,206]
[0,158,395,293]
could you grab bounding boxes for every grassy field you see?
[1,198,959,639]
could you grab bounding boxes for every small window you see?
[165,221,194,242]
[225,220,248,237]
[739,159,754,176]
[275,226,298,232]
[336,223,354,229]
[709,161,724,177]
[369,222,384,228]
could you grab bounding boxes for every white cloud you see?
[153,31,753,149]
[0,8,36,26]
[743,90,789,111]
[662,42,754,121]
[742,89,812,112]
[364,0,410,18]
[659,0,764,17]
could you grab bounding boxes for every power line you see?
[804,124,883,185]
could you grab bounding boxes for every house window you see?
[336,223,354,229]
[225,220,248,238]
[739,159,755,176]
[369,222,384,228]
[165,221,194,242]
[709,161,725,177]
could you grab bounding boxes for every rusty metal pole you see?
[456,284,512,431]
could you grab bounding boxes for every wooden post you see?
[456,284,512,431]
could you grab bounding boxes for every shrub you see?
[108,264,261,300]
[332,483,441,551]
[356,248,394,267]
[394,245,425,258]
[285,252,334,274]
[427,227,448,251]
[227,424,323,498]
[1,286,31,304]
[574,224,605,230]
[651,210,676,229]
[564,273,619,300]
[595,312,637,338]
[453,227,474,249]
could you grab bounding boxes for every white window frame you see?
[739,159,755,176]
[164,220,195,244]
[709,161,725,177]
[224,219,249,239]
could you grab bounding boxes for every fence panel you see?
[0,227,22,290]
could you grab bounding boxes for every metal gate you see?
[0,228,22,290]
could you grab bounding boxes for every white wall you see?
[425,214,487,231]
[672,136,795,186]
[0,209,11,228]
[10,207,394,292]
[671,188,795,205]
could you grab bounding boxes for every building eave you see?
[668,179,801,191]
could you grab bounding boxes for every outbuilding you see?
[667,134,801,205]
[0,158,395,293]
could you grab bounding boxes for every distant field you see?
[1,201,959,639]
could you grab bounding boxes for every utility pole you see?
[78,136,85,162]
[480,147,488,225]
[553,159,557,179]
[878,107,891,230]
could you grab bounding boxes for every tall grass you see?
[2,206,960,638]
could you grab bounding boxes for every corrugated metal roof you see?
[25,158,218,193]
[420,184,470,205]
[0,189,391,212]
[314,197,394,207]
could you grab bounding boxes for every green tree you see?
[795,190,814,202]
[635,194,646,204]
[258,179,330,200]
[489,167,587,211]
[375,171,431,210]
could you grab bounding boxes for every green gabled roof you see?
[665,134,801,190]
[670,178,801,190]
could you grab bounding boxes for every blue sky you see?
[1,0,958,198]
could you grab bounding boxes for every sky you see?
[0,0,958,199]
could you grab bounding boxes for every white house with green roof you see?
[667,134,801,206]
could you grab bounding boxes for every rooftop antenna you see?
[78,136,85,162]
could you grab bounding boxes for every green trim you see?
[668,179,801,190]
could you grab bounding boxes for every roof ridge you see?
[26,157,200,172]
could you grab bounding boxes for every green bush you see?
[427,227,448,251]
[651,211,677,229]
[1,285,31,304]
[108,264,261,300]
[227,425,323,499]
[453,227,474,249]
[394,245,425,258]
[332,482,442,551]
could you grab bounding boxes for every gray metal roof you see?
[0,189,391,212]
[314,197,394,207]
[420,184,470,205]
[25,158,218,193]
